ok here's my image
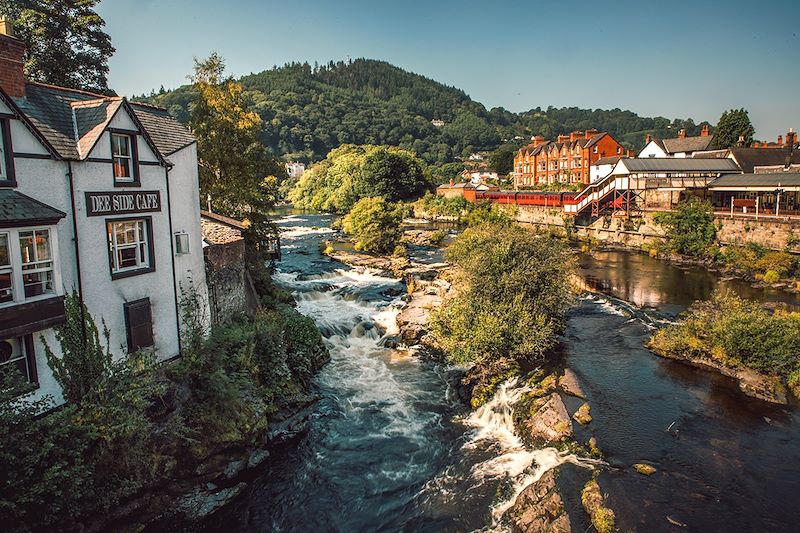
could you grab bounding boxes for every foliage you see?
[652,199,717,258]
[463,201,516,228]
[190,53,286,218]
[429,161,465,186]
[341,197,406,254]
[417,192,468,219]
[1,284,328,531]
[289,144,430,213]
[41,292,113,404]
[650,291,800,376]
[710,108,755,149]
[429,224,574,367]
[1,0,114,93]
[720,244,798,279]
[755,251,796,278]
[140,59,712,166]
[487,147,515,175]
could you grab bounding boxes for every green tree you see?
[488,147,515,175]
[430,223,574,367]
[710,108,755,149]
[190,53,284,218]
[357,147,430,202]
[341,197,406,253]
[652,199,717,258]
[1,0,115,93]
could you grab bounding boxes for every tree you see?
[429,224,574,367]
[488,147,515,175]
[652,198,717,258]
[1,0,115,93]
[190,53,284,218]
[341,197,406,254]
[711,108,755,149]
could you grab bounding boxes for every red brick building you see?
[513,130,627,187]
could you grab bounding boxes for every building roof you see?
[709,172,800,189]
[8,82,194,161]
[130,102,196,156]
[662,135,714,154]
[593,156,626,166]
[618,158,740,173]
[0,189,66,228]
[200,210,245,245]
[437,182,475,189]
[730,148,799,173]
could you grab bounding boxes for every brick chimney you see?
[645,133,652,144]
[569,130,583,142]
[532,135,546,147]
[584,129,599,139]
[777,134,784,146]
[700,124,709,137]
[0,18,25,99]
[785,129,796,147]
[678,128,686,139]
[557,134,569,144]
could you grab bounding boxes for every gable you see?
[85,105,159,163]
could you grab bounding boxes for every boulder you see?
[581,479,615,533]
[633,463,657,476]
[559,369,586,399]
[507,469,572,533]
[524,393,573,445]
[572,403,592,425]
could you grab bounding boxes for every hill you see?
[137,58,710,164]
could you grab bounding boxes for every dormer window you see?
[111,132,139,185]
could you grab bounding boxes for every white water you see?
[460,378,597,523]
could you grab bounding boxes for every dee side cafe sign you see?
[85,191,161,217]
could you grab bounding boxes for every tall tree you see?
[190,52,284,218]
[488,147,515,175]
[1,0,115,93]
[711,108,755,149]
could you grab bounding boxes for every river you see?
[202,213,800,532]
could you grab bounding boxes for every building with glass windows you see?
[0,25,209,403]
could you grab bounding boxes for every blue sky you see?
[98,0,799,140]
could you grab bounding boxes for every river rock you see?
[572,403,592,425]
[179,482,247,519]
[581,479,616,533]
[633,463,657,475]
[396,289,443,345]
[559,369,586,399]
[524,393,573,444]
[507,469,572,533]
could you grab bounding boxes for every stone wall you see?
[204,240,248,324]
[513,205,800,252]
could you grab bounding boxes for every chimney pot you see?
[645,133,652,144]
[678,128,686,139]
[700,124,710,137]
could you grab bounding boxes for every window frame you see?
[0,335,38,390]
[110,130,140,187]
[106,216,155,280]
[0,226,62,309]
[0,232,13,305]
[174,232,190,255]
[18,228,55,300]
[0,117,16,187]
[123,298,154,353]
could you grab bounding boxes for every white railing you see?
[563,173,620,214]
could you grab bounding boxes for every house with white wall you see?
[0,25,209,404]
[639,126,714,158]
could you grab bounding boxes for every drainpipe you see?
[66,161,86,344]
[164,163,182,355]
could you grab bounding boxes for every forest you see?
[138,58,710,165]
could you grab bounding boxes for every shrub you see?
[720,242,765,273]
[341,196,406,254]
[762,270,780,284]
[463,201,516,228]
[650,291,800,376]
[652,199,717,258]
[417,192,468,219]
[429,223,573,367]
[756,251,796,278]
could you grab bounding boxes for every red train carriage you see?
[474,191,578,207]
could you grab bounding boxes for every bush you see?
[720,242,765,273]
[429,223,574,367]
[756,251,796,278]
[463,201,516,228]
[652,199,717,258]
[341,196,406,254]
[417,192,468,219]
[763,270,780,284]
[650,291,800,376]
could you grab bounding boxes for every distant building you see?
[639,126,714,158]
[285,162,305,179]
[468,152,484,161]
[462,169,499,184]
[513,130,627,187]
[590,156,628,183]
[431,119,445,128]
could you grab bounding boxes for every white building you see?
[589,156,627,183]
[285,161,305,179]
[639,126,714,159]
[0,27,209,404]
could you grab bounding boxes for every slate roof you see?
[730,148,799,173]
[200,210,244,245]
[130,102,196,156]
[437,182,475,190]
[618,158,741,173]
[709,172,800,189]
[593,156,627,166]
[0,189,66,227]
[662,135,714,154]
[9,82,195,160]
